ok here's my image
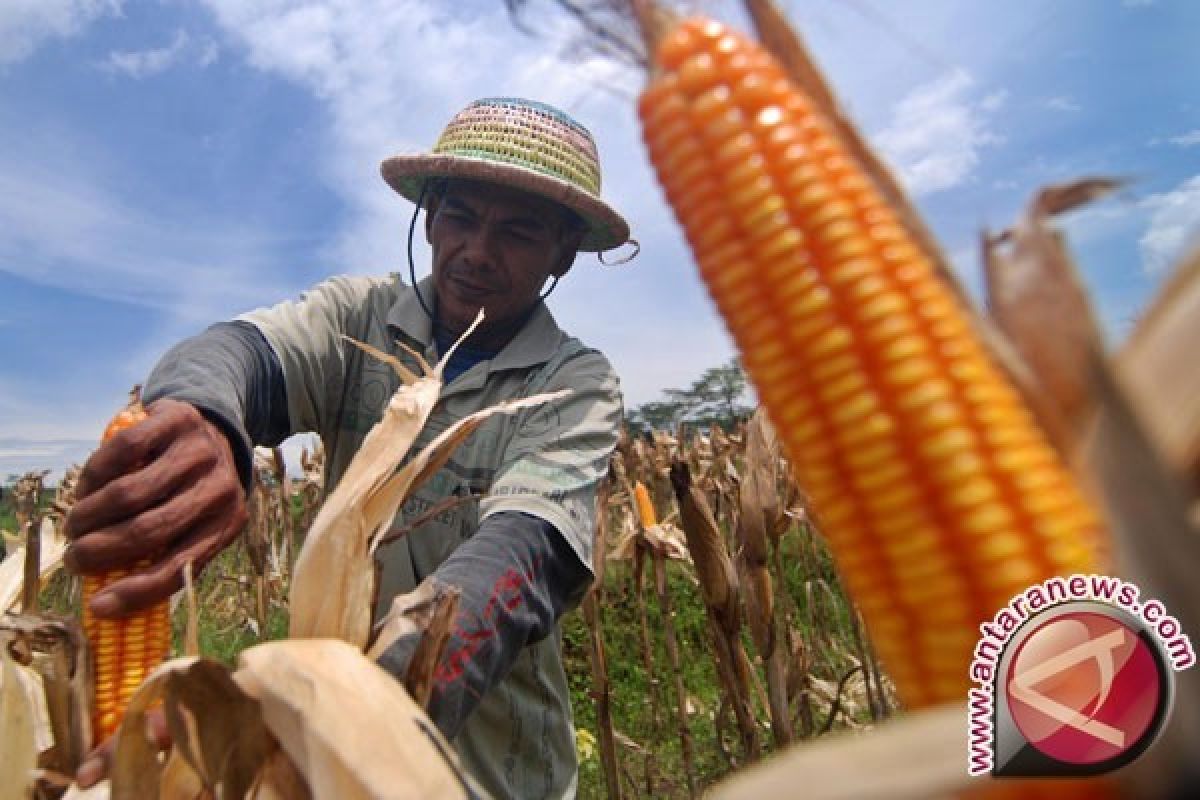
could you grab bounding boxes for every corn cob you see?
[637,17,1108,707]
[634,480,658,528]
[82,401,172,741]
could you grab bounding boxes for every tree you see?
[628,357,752,432]
[627,399,690,433]
[689,358,750,428]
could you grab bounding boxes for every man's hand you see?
[76,708,171,788]
[64,398,247,618]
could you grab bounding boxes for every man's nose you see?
[460,227,495,268]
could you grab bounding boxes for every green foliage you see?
[563,521,873,799]
[0,486,54,538]
[626,357,753,433]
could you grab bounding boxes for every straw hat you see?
[381,97,630,253]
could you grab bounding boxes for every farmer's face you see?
[426,178,581,339]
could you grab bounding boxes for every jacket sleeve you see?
[478,347,622,578]
[142,320,290,490]
[375,510,590,739]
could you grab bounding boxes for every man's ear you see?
[551,229,585,279]
[423,194,441,244]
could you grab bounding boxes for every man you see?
[65,97,631,799]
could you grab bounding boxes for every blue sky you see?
[1,0,1197,481]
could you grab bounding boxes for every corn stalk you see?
[669,461,760,763]
[735,410,791,746]
[583,472,623,800]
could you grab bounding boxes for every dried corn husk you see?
[669,462,738,625]
[1,518,68,613]
[99,639,471,800]
[289,312,567,647]
[982,178,1122,454]
[1118,243,1200,485]
[737,409,791,745]
[366,578,461,709]
[234,640,469,799]
[707,704,975,800]
[0,640,41,800]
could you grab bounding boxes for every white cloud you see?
[1167,129,1200,147]
[872,70,1002,196]
[0,438,94,482]
[191,0,730,410]
[0,144,298,323]
[196,37,219,68]
[980,90,1008,112]
[198,0,639,271]
[1044,96,1082,113]
[0,0,122,66]
[99,29,217,78]
[1139,175,1200,273]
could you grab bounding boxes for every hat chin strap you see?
[408,180,436,321]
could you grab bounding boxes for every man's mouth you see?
[448,274,495,298]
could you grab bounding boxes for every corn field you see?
[3,1,1199,798]
[1,417,894,798]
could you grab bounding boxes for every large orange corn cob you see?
[637,17,1108,707]
[81,401,172,741]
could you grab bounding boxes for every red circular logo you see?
[1005,609,1165,766]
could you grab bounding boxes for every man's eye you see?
[505,228,542,244]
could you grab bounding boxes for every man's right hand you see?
[64,398,248,618]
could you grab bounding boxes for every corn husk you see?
[707,704,976,800]
[982,178,1122,454]
[0,641,40,800]
[736,409,791,745]
[1118,243,1200,484]
[101,639,471,800]
[234,640,469,799]
[1,518,68,614]
[289,312,568,647]
[366,578,461,709]
[0,613,92,785]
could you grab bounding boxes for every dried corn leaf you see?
[1083,352,1200,798]
[110,657,201,800]
[158,751,206,800]
[287,334,446,648]
[61,782,111,799]
[360,387,570,549]
[982,178,1119,451]
[2,614,92,777]
[366,578,461,709]
[707,704,975,800]
[644,522,692,562]
[0,644,39,800]
[1118,243,1200,484]
[289,310,567,648]
[162,659,277,799]
[234,639,469,800]
[248,747,312,800]
[0,518,68,613]
[738,410,775,568]
[669,462,737,623]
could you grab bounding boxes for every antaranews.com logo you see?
[967,574,1195,777]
